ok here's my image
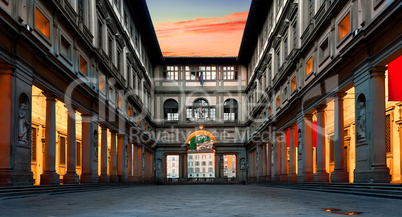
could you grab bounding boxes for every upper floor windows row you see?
[162,65,238,81]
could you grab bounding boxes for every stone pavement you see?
[0,184,401,217]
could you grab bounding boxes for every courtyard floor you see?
[0,184,401,217]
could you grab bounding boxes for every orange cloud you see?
[154,11,248,57]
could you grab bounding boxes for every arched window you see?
[193,99,209,120]
[224,99,238,121]
[164,99,179,121]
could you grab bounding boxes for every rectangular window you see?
[117,49,122,73]
[208,167,213,172]
[293,20,297,49]
[210,107,216,120]
[79,56,88,75]
[98,20,103,48]
[291,77,297,91]
[108,35,113,62]
[222,66,238,80]
[306,56,313,76]
[319,38,329,62]
[59,136,66,165]
[195,162,199,166]
[195,168,200,173]
[284,37,288,58]
[208,161,213,166]
[60,36,71,60]
[99,75,105,93]
[36,8,50,39]
[117,95,122,108]
[163,65,179,80]
[276,96,280,107]
[338,12,350,41]
[186,108,192,120]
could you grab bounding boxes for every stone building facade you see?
[0,0,401,186]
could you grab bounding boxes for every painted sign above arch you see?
[186,127,216,152]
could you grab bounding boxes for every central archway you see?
[186,126,216,182]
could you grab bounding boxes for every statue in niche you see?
[93,131,98,162]
[357,101,366,140]
[198,105,204,119]
[298,129,303,160]
[240,158,245,170]
[19,103,30,144]
[156,159,162,171]
[124,144,128,167]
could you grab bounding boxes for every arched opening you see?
[186,127,216,182]
[223,99,238,122]
[163,99,178,121]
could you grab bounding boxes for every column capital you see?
[110,130,117,135]
[316,104,327,111]
[99,123,108,129]
[370,66,387,77]
[334,92,347,100]
[304,113,314,119]
[43,91,56,100]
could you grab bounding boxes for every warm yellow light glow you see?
[306,57,313,76]
[36,8,50,39]
[291,77,297,91]
[338,12,350,41]
[99,76,105,92]
[276,96,280,107]
[80,56,87,75]
[127,107,131,116]
[117,95,122,108]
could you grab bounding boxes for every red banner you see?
[388,55,402,101]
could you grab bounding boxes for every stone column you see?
[133,144,138,182]
[315,105,329,182]
[366,68,390,182]
[109,131,117,183]
[141,145,145,182]
[150,153,154,182]
[137,145,142,182]
[331,93,349,183]
[128,142,134,183]
[302,114,314,182]
[117,134,127,183]
[288,126,297,182]
[274,133,281,182]
[266,142,272,182]
[80,114,98,183]
[280,131,288,182]
[63,107,79,184]
[262,143,267,181]
[183,153,187,181]
[40,92,60,185]
[215,153,219,179]
[99,125,109,183]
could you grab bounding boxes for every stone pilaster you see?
[109,131,117,183]
[301,114,314,182]
[80,114,99,183]
[274,133,281,182]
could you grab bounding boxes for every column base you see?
[120,175,128,183]
[63,173,79,184]
[99,174,109,183]
[0,170,34,186]
[80,173,99,183]
[297,172,314,183]
[314,171,329,183]
[288,173,297,183]
[280,174,288,183]
[109,175,118,183]
[40,172,60,185]
[354,166,390,183]
[331,170,349,183]
[274,174,281,183]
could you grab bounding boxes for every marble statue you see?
[298,129,303,160]
[18,103,30,144]
[93,131,98,162]
[357,101,366,140]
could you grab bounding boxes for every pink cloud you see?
[154,11,249,57]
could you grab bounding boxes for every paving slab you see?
[0,184,401,217]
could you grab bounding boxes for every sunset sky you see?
[146,0,252,57]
